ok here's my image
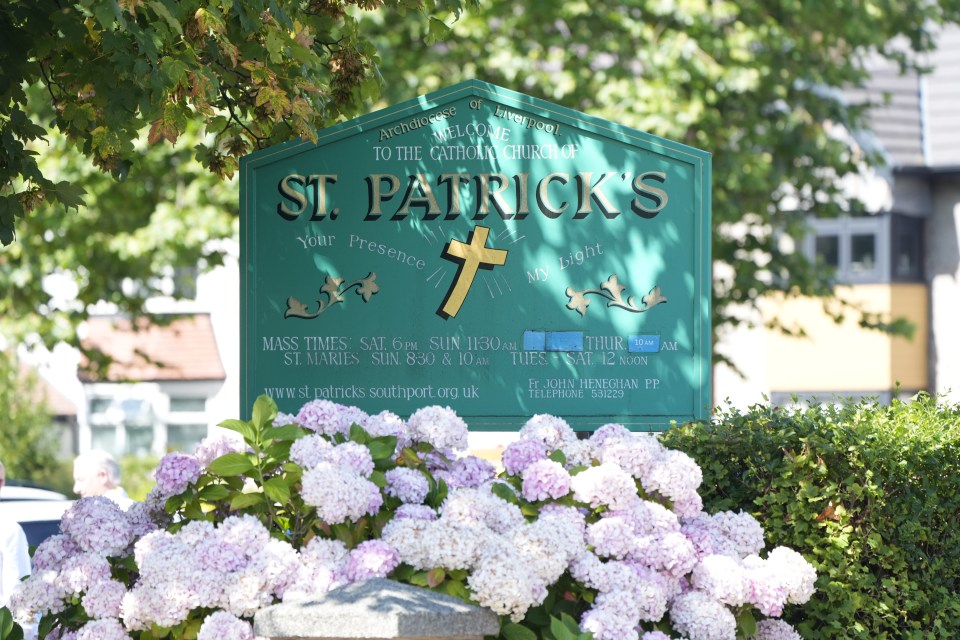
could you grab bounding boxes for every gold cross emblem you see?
[438,225,508,318]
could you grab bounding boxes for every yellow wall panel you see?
[762,284,928,393]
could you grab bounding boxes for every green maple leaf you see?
[45,181,87,210]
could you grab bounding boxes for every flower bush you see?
[5,396,816,640]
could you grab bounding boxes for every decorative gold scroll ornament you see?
[284,272,380,319]
[565,275,667,316]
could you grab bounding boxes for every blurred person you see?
[0,459,31,607]
[72,450,133,510]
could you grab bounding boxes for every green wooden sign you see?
[240,80,711,430]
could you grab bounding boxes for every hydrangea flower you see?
[521,459,571,501]
[31,534,79,572]
[435,455,498,489]
[384,467,430,504]
[289,434,334,469]
[76,618,131,640]
[301,463,382,524]
[194,433,246,469]
[364,410,409,450]
[407,406,469,451]
[755,618,802,640]
[9,397,819,640]
[518,414,577,449]
[197,611,254,640]
[344,540,401,582]
[60,497,134,556]
[153,452,202,498]
[501,438,548,475]
[670,591,737,640]
[295,399,347,435]
[393,504,439,521]
[81,579,127,619]
[570,463,639,511]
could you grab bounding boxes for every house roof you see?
[854,25,960,168]
[17,362,77,416]
[80,314,226,383]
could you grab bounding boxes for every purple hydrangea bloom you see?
[197,611,254,640]
[31,534,80,571]
[393,504,438,521]
[337,405,371,433]
[501,438,548,476]
[385,467,430,504]
[76,618,131,640]
[61,497,134,556]
[153,453,201,498]
[194,433,245,469]
[296,399,346,435]
[436,456,497,489]
[344,540,401,582]
[521,459,572,502]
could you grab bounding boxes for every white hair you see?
[74,450,122,486]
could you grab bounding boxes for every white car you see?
[0,483,74,548]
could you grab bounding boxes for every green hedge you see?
[661,394,960,639]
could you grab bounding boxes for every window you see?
[167,424,208,452]
[803,213,923,284]
[88,397,112,416]
[850,234,876,275]
[891,214,924,281]
[814,235,840,269]
[169,397,206,412]
[85,394,156,456]
[90,426,118,456]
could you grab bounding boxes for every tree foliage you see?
[0,0,472,350]
[364,0,960,363]
[0,349,61,482]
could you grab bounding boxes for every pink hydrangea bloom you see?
[60,497,134,556]
[57,552,111,594]
[385,467,430,504]
[336,405,371,434]
[521,459,571,501]
[407,406,469,451]
[586,517,637,559]
[344,540,401,582]
[295,399,347,435]
[364,410,409,450]
[393,504,438,521]
[289,434,334,469]
[755,618,802,640]
[570,463,639,511]
[81,579,127,619]
[670,591,737,640]
[518,414,577,449]
[197,611,254,640]
[194,432,246,468]
[76,618,131,640]
[301,463,383,524]
[31,534,79,572]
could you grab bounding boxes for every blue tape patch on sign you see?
[629,335,660,353]
[523,330,546,351]
[545,331,584,352]
[523,331,585,352]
